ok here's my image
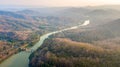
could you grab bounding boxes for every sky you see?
[0,0,120,7]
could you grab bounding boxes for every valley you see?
[0,5,120,67]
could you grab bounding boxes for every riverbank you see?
[0,33,40,64]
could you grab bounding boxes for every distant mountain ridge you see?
[0,11,26,19]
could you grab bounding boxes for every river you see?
[0,20,90,67]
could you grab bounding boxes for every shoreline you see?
[0,35,40,64]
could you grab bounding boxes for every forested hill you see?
[29,10,120,67]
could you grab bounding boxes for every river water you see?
[0,20,90,67]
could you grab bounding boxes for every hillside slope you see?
[29,38,120,67]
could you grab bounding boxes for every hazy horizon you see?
[0,0,120,7]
